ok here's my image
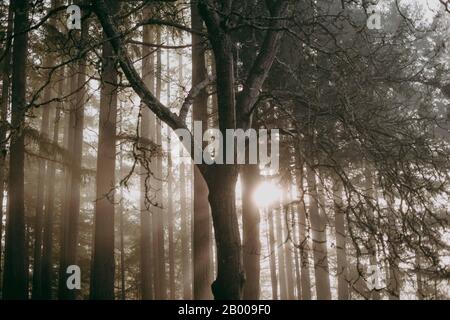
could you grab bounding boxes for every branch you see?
[179,75,215,123]
[90,0,186,132]
[236,0,289,126]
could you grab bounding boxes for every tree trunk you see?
[180,161,191,299]
[386,193,401,300]
[90,0,118,299]
[154,26,166,300]
[306,167,331,300]
[283,203,295,300]
[166,32,176,300]
[41,65,64,299]
[290,204,302,299]
[294,162,312,300]
[2,0,29,299]
[191,1,212,300]
[241,164,261,299]
[0,0,13,288]
[364,168,381,300]
[139,7,155,299]
[205,166,243,300]
[58,13,87,299]
[31,0,59,293]
[333,178,349,300]
[267,207,278,300]
[275,202,288,300]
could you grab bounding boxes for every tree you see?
[0,0,14,289]
[139,6,155,300]
[191,0,212,300]
[58,6,88,299]
[2,0,30,299]
[90,0,119,300]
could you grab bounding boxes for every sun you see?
[253,181,282,208]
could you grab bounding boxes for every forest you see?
[0,0,449,301]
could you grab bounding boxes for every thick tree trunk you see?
[205,166,243,300]
[241,164,261,299]
[90,0,118,299]
[333,179,349,300]
[2,0,29,299]
[0,0,13,288]
[306,167,331,300]
[191,1,212,300]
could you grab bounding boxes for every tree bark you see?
[180,160,191,299]
[241,164,261,299]
[275,202,288,300]
[205,166,243,300]
[0,0,13,288]
[58,11,87,299]
[90,0,118,299]
[166,32,176,300]
[191,1,212,300]
[2,0,29,299]
[267,207,278,300]
[153,27,166,300]
[41,67,63,300]
[294,163,312,300]
[364,168,381,300]
[306,167,331,300]
[139,10,155,299]
[333,178,349,300]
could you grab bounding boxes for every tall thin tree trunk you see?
[118,117,126,300]
[0,0,13,289]
[386,193,400,300]
[294,161,312,300]
[2,0,29,299]
[275,203,288,300]
[58,12,87,299]
[283,202,295,300]
[180,161,190,299]
[191,1,212,300]
[290,203,302,299]
[154,26,166,300]
[90,0,118,299]
[41,0,64,298]
[166,32,176,300]
[306,167,331,300]
[364,167,381,300]
[41,66,63,299]
[267,207,278,300]
[139,8,155,299]
[333,178,349,300]
[32,8,58,295]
